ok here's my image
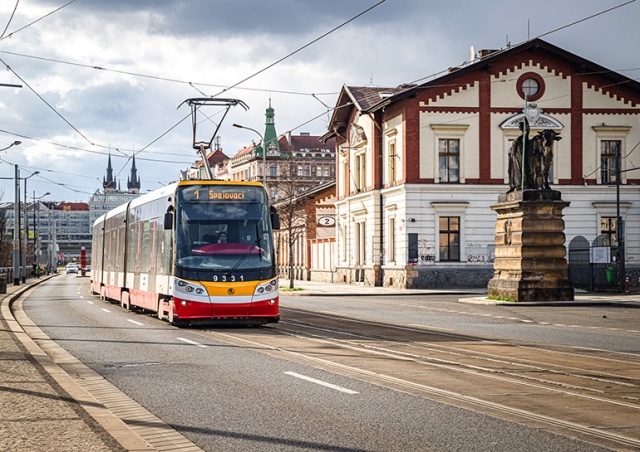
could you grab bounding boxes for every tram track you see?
[193,307,640,450]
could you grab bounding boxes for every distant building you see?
[89,153,143,228]
[229,102,336,200]
[0,154,143,269]
[186,146,231,181]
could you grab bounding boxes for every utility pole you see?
[616,149,626,293]
[13,164,20,285]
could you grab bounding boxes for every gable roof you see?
[324,38,640,140]
[381,38,640,110]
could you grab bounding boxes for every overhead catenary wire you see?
[0,50,339,98]
[0,0,20,40]
[208,0,387,98]
[0,0,636,196]
[0,0,76,42]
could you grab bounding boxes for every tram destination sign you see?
[180,184,263,202]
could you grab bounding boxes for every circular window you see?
[522,78,539,97]
[516,72,544,101]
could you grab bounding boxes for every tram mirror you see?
[270,207,280,230]
[163,211,174,230]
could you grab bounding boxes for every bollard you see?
[0,274,6,294]
[625,276,629,294]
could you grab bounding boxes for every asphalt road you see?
[22,275,618,451]
[281,293,640,353]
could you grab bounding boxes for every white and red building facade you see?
[323,38,640,289]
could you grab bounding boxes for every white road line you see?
[284,371,359,394]
[127,319,144,326]
[177,337,207,348]
[409,324,455,332]
[101,308,111,313]
[87,301,94,305]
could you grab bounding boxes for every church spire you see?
[261,97,280,157]
[127,154,141,194]
[103,153,117,192]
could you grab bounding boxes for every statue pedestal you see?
[487,190,574,302]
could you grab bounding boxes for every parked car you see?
[66,263,78,274]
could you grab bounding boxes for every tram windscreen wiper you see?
[225,240,259,277]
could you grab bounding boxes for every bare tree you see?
[271,157,317,289]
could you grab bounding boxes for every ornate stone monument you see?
[487,120,574,302]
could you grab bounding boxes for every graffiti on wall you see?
[466,242,494,264]
[417,239,435,265]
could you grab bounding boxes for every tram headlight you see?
[254,279,278,297]
[174,278,209,301]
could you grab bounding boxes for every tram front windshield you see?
[175,185,275,280]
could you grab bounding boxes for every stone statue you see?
[508,123,561,192]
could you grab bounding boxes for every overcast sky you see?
[0,0,638,202]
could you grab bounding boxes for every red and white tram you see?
[90,180,280,326]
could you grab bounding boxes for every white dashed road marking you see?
[177,337,207,348]
[285,371,359,394]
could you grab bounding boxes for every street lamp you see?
[0,140,21,152]
[32,191,49,268]
[0,140,23,285]
[22,171,39,282]
[233,123,267,187]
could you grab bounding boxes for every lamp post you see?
[22,171,39,282]
[0,140,22,285]
[233,123,267,188]
[33,191,50,267]
[520,97,541,190]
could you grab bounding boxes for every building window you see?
[341,223,347,262]
[600,217,618,246]
[388,217,396,263]
[439,216,460,261]
[516,72,545,101]
[522,78,539,97]
[438,139,459,183]
[342,158,349,197]
[297,165,304,177]
[305,165,311,177]
[601,140,620,184]
[269,163,277,177]
[355,221,366,265]
[388,142,396,186]
[354,152,366,192]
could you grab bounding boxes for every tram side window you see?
[127,222,138,274]
[140,221,153,271]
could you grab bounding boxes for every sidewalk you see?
[0,276,150,452]
[278,278,640,306]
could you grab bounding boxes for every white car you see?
[66,263,78,274]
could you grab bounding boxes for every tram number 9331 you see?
[212,274,244,282]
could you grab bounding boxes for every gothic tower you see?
[127,154,141,194]
[103,153,117,192]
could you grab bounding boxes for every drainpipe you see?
[372,111,384,287]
